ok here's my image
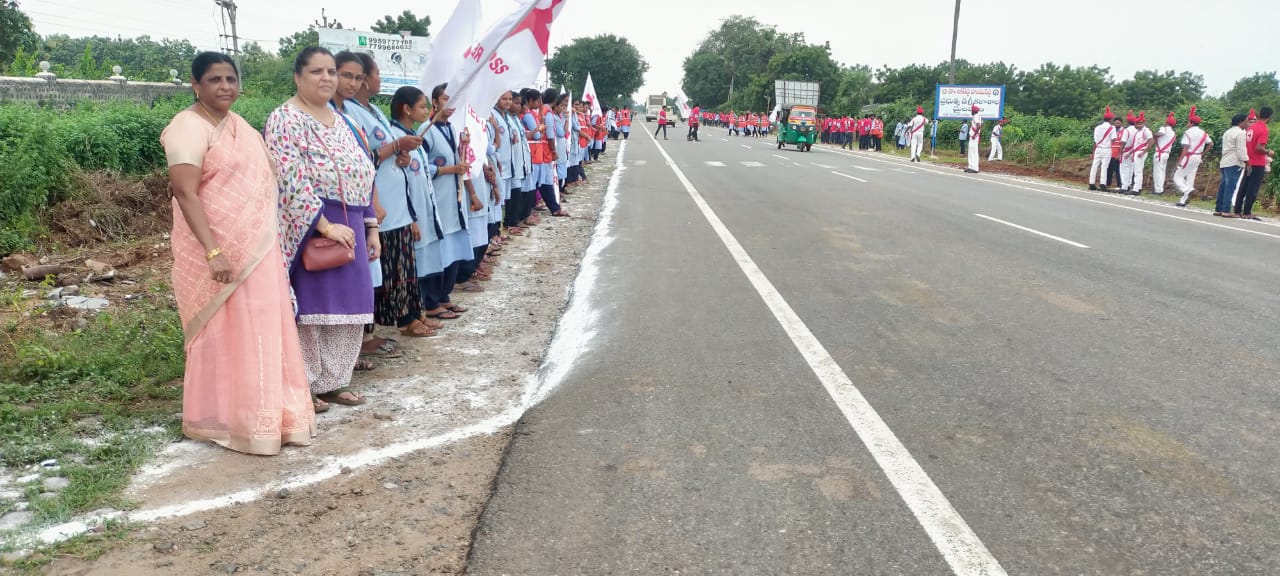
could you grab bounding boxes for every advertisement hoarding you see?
[318,28,430,96]
[934,84,1005,120]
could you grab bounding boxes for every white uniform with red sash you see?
[908,113,927,161]
[1174,125,1212,202]
[1127,125,1153,192]
[1152,125,1175,194]
[1119,125,1139,190]
[967,113,983,172]
[1090,122,1117,185]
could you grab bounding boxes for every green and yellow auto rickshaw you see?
[777,105,817,151]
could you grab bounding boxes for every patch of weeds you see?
[0,301,184,521]
[0,519,134,574]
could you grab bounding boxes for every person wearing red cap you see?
[1235,107,1274,219]
[988,119,1006,162]
[1126,112,1154,194]
[1152,112,1177,195]
[908,106,928,162]
[1089,107,1118,190]
[965,104,983,173]
[1119,111,1140,193]
[1173,106,1213,206]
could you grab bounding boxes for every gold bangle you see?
[205,247,222,261]
[318,222,332,236]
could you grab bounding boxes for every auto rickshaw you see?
[777,105,817,151]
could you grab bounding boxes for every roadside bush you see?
[0,95,285,253]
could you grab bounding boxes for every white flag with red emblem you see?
[424,0,568,180]
[582,72,601,118]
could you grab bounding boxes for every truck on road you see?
[775,80,820,151]
[645,94,665,122]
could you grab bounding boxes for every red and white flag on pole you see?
[582,72,602,118]
[421,0,568,179]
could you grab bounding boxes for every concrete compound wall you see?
[0,76,189,108]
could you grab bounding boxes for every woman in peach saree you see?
[160,52,316,455]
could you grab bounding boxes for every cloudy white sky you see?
[21,0,1278,98]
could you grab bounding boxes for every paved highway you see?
[467,125,1280,575]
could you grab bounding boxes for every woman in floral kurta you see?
[264,47,379,409]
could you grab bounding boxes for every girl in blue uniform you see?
[421,83,473,319]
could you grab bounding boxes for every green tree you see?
[874,63,945,105]
[74,43,101,79]
[1014,63,1116,119]
[547,34,648,108]
[1115,70,1204,112]
[0,0,38,71]
[7,45,35,75]
[1224,72,1279,110]
[679,15,803,108]
[731,43,840,111]
[831,64,874,116]
[239,41,293,98]
[371,10,431,38]
[279,10,344,61]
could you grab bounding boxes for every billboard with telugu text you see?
[318,28,430,96]
[934,84,1005,120]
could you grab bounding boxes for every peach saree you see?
[161,110,316,455]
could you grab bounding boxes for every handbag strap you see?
[305,108,350,228]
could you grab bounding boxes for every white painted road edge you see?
[645,125,1006,575]
[29,142,633,547]
[832,171,868,183]
[974,214,1090,249]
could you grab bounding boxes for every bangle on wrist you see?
[205,247,222,261]
[318,222,332,236]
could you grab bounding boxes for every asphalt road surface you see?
[466,124,1280,575]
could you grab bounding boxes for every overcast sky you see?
[22,0,1278,99]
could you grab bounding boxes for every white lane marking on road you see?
[721,138,729,141]
[974,213,1089,248]
[853,165,879,171]
[773,154,788,160]
[895,168,918,174]
[813,146,1280,242]
[812,163,835,169]
[634,160,647,166]
[705,161,726,167]
[741,161,766,167]
[793,162,805,168]
[740,144,753,149]
[832,171,868,183]
[645,118,1007,576]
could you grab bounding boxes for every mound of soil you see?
[45,171,172,249]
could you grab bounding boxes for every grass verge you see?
[0,287,184,529]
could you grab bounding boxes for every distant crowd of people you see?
[162,50,613,455]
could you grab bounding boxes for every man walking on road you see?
[1089,107,1118,190]
[1152,112,1177,195]
[1234,107,1274,219]
[654,107,669,140]
[1215,113,1250,217]
[908,106,927,162]
[1174,107,1213,207]
[687,104,701,142]
[988,119,1005,161]
[965,105,983,173]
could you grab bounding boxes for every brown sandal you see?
[399,320,437,338]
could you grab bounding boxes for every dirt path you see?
[38,153,622,576]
